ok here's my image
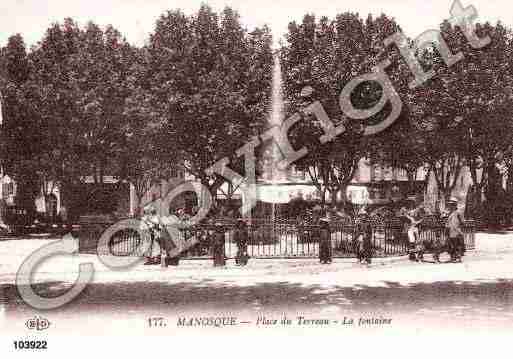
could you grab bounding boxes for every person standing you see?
[446,200,465,263]
[0,218,8,233]
[404,206,423,262]
[159,210,183,267]
[141,205,161,265]
[318,217,332,264]
[234,219,249,266]
[0,199,9,233]
[59,205,68,224]
[354,208,373,265]
[212,222,226,267]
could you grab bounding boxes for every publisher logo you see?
[25,316,51,331]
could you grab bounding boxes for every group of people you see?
[403,200,466,263]
[138,199,467,268]
[140,205,178,266]
[319,208,374,265]
[140,205,250,267]
[316,199,467,266]
[205,218,250,267]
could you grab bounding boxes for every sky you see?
[0,0,509,48]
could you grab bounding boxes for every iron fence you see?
[78,217,476,259]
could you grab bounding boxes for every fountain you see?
[268,52,285,220]
[255,51,320,218]
[257,52,289,211]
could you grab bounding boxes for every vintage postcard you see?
[0,0,512,356]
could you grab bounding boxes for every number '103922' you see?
[13,340,48,350]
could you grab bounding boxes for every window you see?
[2,182,14,199]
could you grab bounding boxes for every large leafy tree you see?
[120,46,180,214]
[372,107,427,196]
[281,13,410,207]
[148,6,273,205]
[20,19,136,218]
[412,21,513,218]
[0,34,42,217]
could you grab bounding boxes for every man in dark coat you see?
[234,219,250,266]
[212,222,226,267]
[318,217,332,264]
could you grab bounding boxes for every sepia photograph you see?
[0,0,512,356]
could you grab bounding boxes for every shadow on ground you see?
[479,230,513,235]
[2,278,513,321]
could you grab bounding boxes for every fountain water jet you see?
[258,51,290,222]
[267,51,288,184]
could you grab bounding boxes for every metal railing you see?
[78,217,476,259]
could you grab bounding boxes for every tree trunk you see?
[485,162,501,227]
[338,183,350,208]
[60,180,80,223]
[200,177,222,215]
[436,189,450,214]
[507,164,513,193]
[14,168,40,222]
[406,170,416,197]
[134,196,141,217]
[320,188,327,208]
[465,184,481,220]
[330,188,338,208]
